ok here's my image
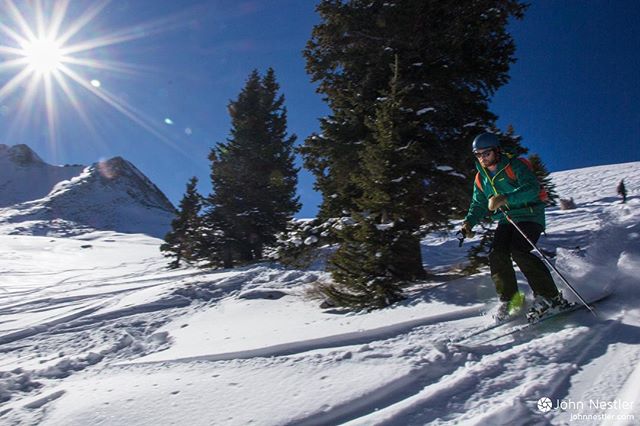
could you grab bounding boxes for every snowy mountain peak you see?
[0,145,175,237]
[95,156,136,180]
[0,143,45,166]
[0,144,84,207]
[81,156,175,213]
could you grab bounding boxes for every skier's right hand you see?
[460,221,474,238]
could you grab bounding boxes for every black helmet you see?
[472,133,500,152]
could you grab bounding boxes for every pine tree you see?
[324,58,422,308]
[528,153,558,206]
[160,177,202,269]
[202,69,300,267]
[301,0,527,279]
[501,125,529,157]
[326,213,404,309]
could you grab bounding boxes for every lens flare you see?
[0,0,192,151]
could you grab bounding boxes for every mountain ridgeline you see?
[0,144,85,207]
[0,144,175,238]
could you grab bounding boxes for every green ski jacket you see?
[464,155,546,228]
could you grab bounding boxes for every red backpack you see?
[474,157,549,203]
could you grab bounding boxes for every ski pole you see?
[499,208,597,317]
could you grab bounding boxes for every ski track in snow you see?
[0,162,639,425]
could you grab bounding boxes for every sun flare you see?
[0,0,179,147]
[21,37,65,76]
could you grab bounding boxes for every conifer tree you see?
[161,177,202,269]
[528,153,559,206]
[501,125,529,157]
[325,58,422,308]
[326,213,404,309]
[301,0,527,279]
[202,69,300,267]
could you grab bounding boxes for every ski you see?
[449,311,526,345]
[470,291,613,346]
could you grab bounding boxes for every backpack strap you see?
[474,172,482,191]
[518,157,533,169]
[504,158,534,181]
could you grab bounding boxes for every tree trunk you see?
[222,247,233,269]
[392,233,426,281]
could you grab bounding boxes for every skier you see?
[617,179,627,203]
[460,133,570,322]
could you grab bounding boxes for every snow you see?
[0,146,175,238]
[436,165,454,172]
[304,235,319,245]
[416,107,436,115]
[376,223,395,231]
[0,144,84,207]
[0,161,639,425]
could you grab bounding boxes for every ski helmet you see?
[472,133,500,152]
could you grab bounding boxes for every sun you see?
[21,37,65,76]
[0,0,180,147]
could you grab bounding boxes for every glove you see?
[488,194,508,212]
[460,221,474,238]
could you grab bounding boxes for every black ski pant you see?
[489,222,559,302]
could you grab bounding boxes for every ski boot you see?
[526,292,572,323]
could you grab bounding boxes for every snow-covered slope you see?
[0,162,638,426]
[0,144,84,207]
[0,146,175,238]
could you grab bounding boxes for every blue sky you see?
[0,0,637,218]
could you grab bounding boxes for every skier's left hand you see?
[488,194,507,211]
